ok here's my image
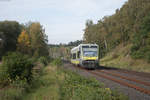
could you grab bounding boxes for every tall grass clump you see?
[51,58,63,66]
[60,71,128,100]
[38,56,50,66]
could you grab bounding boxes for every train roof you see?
[71,43,98,52]
[79,44,98,46]
[71,45,80,52]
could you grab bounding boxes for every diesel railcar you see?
[71,44,99,69]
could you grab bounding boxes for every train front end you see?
[81,44,99,69]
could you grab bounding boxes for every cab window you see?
[73,53,76,59]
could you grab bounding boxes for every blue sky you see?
[0,0,127,44]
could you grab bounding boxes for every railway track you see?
[110,68,150,79]
[75,66,150,96]
[99,66,150,79]
[98,70,150,87]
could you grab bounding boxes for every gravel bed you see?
[63,63,150,100]
[106,70,150,83]
[99,66,150,78]
[93,71,150,93]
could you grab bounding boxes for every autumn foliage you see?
[17,22,49,57]
[17,30,31,54]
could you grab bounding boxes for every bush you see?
[112,53,119,59]
[131,51,144,59]
[51,58,63,66]
[38,56,49,66]
[60,71,128,100]
[130,45,139,53]
[0,52,34,83]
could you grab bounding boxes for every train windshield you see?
[82,45,98,57]
[83,51,97,57]
[82,46,97,48]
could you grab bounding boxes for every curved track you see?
[75,66,150,96]
[98,70,150,87]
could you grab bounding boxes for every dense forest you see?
[83,0,150,62]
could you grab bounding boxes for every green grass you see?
[0,87,24,100]
[100,44,150,73]
[23,66,61,100]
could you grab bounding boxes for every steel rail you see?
[98,70,150,87]
[90,71,150,95]
[76,66,150,95]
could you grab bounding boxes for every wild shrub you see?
[60,71,128,100]
[51,58,63,66]
[112,53,119,59]
[38,56,49,66]
[0,52,34,84]
[131,50,144,59]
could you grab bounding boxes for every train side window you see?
[73,53,76,59]
[72,54,74,59]
[77,51,80,58]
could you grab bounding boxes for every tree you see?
[68,40,83,46]
[0,21,21,58]
[17,30,31,54]
[29,22,49,57]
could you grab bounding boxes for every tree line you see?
[0,21,49,59]
[0,20,50,93]
[83,0,150,61]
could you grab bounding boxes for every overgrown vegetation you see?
[51,58,63,66]
[60,71,128,100]
[0,52,33,84]
[23,63,128,100]
[0,52,51,100]
[0,52,33,100]
[38,56,49,66]
[0,20,50,100]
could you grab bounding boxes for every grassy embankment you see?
[100,44,150,73]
